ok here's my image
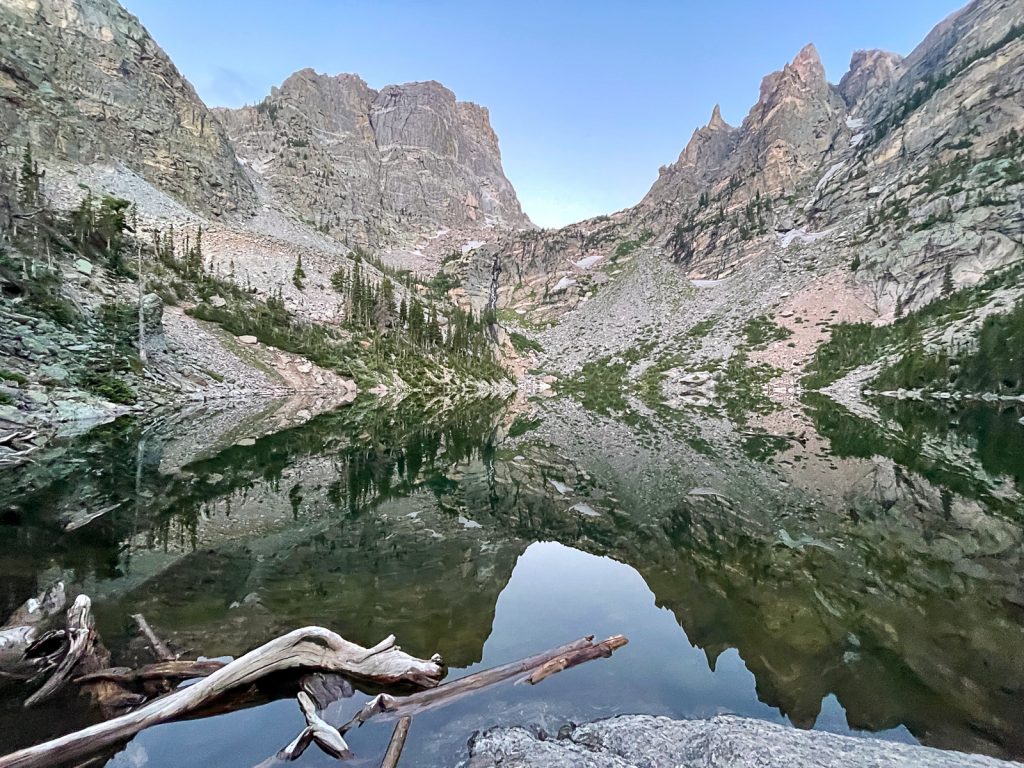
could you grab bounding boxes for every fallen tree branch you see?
[525,634,628,684]
[24,596,94,707]
[130,614,174,662]
[0,627,444,768]
[277,691,351,761]
[0,583,68,685]
[344,635,627,732]
[74,660,225,687]
[380,716,411,768]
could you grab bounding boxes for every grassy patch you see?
[80,372,136,404]
[686,318,716,338]
[509,331,543,355]
[0,369,28,385]
[611,230,654,263]
[719,351,780,425]
[507,415,543,438]
[742,315,792,348]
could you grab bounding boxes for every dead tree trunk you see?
[0,629,444,768]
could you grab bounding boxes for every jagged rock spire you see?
[790,43,826,83]
[707,104,730,131]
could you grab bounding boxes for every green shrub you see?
[80,372,136,404]
[742,315,792,348]
[509,331,542,354]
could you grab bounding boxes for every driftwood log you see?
[24,596,97,707]
[0,628,444,768]
[277,691,352,761]
[345,635,628,730]
[130,614,175,662]
[0,582,67,675]
[380,716,412,768]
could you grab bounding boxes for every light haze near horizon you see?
[123,0,964,229]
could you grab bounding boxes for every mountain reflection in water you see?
[0,393,1021,766]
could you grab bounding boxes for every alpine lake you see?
[1,388,1022,767]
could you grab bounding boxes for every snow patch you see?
[461,240,486,253]
[551,276,576,293]
[779,228,830,248]
[691,278,728,288]
[845,116,865,130]
[573,254,604,270]
[549,479,572,495]
[571,503,600,517]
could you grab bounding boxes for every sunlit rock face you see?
[466,0,1023,323]
[0,0,256,217]
[216,71,531,247]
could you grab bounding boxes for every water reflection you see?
[0,391,1021,764]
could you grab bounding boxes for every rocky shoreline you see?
[461,714,1017,767]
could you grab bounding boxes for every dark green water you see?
[0,393,1022,766]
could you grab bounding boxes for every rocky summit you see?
[218,70,531,247]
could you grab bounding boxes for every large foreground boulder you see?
[462,715,1013,767]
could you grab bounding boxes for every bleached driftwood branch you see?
[0,628,444,768]
[344,635,628,730]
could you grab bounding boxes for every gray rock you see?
[0,405,29,425]
[74,259,94,276]
[141,293,164,336]
[217,71,531,246]
[21,337,50,356]
[38,364,70,383]
[464,715,1015,768]
[0,0,256,217]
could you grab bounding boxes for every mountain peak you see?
[789,43,826,83]
[707,104,730,131]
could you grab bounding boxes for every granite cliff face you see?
[216,70,531,247]
[462,0,1022,330]
[0,0,256,217]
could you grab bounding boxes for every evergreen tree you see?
[292,254,306,290]
[941,263,954,298]
[18,144,42,210]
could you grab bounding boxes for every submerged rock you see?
[463,715,1014,767]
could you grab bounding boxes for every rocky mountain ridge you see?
[456,0,1022,332]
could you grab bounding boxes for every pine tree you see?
[941,263,954,298]
[18,144,42,210]
[292,254,306,290]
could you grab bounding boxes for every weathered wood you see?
[130,614,174,662]
[74,660,225,686]
[0,627,444,768]
[0,582,67,673]
[277,691,351,761]
[524,634,628,684]
[380,716,412,768]
[344,635,627,731]
[24,596,94,707]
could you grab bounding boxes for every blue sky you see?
[123,1,965,228]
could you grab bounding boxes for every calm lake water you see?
[0,392,1022,766]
